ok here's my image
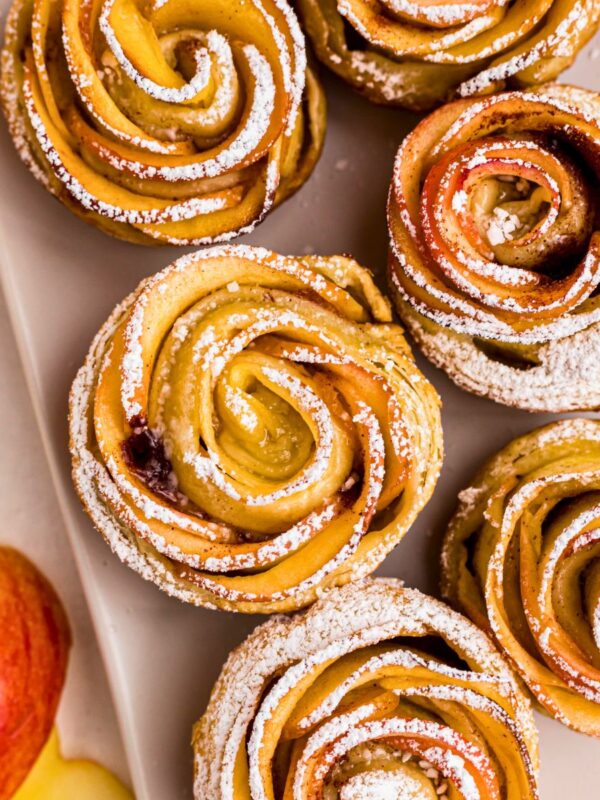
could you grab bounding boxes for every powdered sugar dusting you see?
[194,579,538,799]
[1,0,318,244]
[442,419,600,734]
[388,85,600,411]
[69,246,442,613]
[296,0,599,108]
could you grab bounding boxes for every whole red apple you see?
[0,547,71,800]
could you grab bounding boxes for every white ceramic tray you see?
[2,16,600,798]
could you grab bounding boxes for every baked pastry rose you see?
[295,0,599,109]
[388,85,600,411]
[194,578,539,799]
[0,0,325,245]
[442,419,600,737]
[69,246,442,613]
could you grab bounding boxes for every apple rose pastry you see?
[295,0,599,110]
[69,246,442,613]
[194,578,539,799]
[388,85,600,412]
[0,0,325,245]
[442,418,600,737]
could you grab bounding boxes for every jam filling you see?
[121,415,180,504]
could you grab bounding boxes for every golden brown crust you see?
[69,245,442,613]
[194,579,539,799]
[0,0,325,245]
[442,419,600,736]
[296,0,600,110]
[388,85,600,411]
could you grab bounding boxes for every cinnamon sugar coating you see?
[296,0,599,110]
[388,85,600,411]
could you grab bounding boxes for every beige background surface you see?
[1,21,599,800]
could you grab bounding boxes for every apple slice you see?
[13,729,133,800]
[0,547,70,800]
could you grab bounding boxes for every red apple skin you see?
[0,547,71,800]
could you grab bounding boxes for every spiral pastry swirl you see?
[194,578,539,799]
[388,85,600,411]
[442,419,600,736]
[69,245,442,613]
[295,0,599,110]
[0,0,325,245]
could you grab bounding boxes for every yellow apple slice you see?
[13,729,133,800]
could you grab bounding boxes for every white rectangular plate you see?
[1,16,600,798]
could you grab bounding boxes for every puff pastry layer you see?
[388,85,600,411]
[69,246,442,613]
[296,0,599,109]
[194,579,539,799]
[1,0,325,244]
[442,419,600,736]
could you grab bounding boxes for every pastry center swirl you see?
[133,286,395,538]
[422,134,595,279]
[100,26,243,146]
[325,743,447,800]
[388,88,600,344]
